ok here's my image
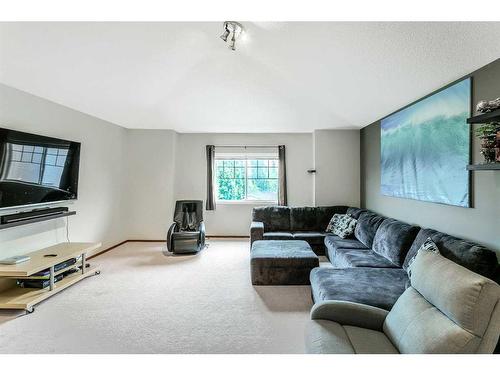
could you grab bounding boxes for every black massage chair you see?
[166,200,206,254]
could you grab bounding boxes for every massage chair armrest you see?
[199,221,206,248]
[167,222,178,252]
[310,300,389,331]
[250,221,265,245]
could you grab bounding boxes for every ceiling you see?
[0,22,499,132]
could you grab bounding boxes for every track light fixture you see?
[220,21,244,51]
[220,24,230,42]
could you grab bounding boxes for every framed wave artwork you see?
[380,78,471,207]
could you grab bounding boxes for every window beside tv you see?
[215,158,279,203]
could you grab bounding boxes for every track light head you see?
[220,21,244,51]
[230,32,236,51]
[220,27,230,42]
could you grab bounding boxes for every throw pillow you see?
[334,215,357,239]
[326,213,342,233]
[407,237,439,277]
[326,214,357,239]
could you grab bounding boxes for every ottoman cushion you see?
[251,240,319,285]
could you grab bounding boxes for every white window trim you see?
[215,155,279,204]
[216,199,278,205]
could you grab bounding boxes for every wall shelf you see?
[466,163,500,171]
[467,109,500,124]
[0,210,76,230]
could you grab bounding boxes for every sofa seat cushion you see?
[310,267,409,310]
[354,211,386,248]
[306,320,399,354]
[324,235,369,261]
[292,231,326,245]
[263,232,294,241]
[331,248,399,268]
[325,236,368,250]
[403,228,499,279]
[372,218,420,267]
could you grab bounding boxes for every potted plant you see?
[474,123,500,164]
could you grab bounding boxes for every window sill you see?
[216,200,278,206]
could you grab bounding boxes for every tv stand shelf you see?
[0,210,76,230]
[0,242,101,312]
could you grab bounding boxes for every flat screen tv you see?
[0,127,81,210]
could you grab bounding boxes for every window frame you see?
[215,155,279,204]
[4,143,67,187]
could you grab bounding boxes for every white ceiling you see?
[0,22,499,132]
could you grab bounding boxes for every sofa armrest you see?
[310,300,389,331]
[250,221,265,245]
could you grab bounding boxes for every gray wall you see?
[174,133,314,236]
[361,59,500,255]
[313,129,360,207]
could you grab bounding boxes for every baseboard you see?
[89,236,249,259]
[127,239,165,242]
[88,240,128,260]
[207,235,249,238]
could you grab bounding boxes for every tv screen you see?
[0,127,80,210]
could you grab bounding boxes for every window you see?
[215,158,279,202]
[4,143,68,187]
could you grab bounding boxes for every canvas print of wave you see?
[381,78,471,207]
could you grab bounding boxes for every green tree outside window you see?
[215,159,278,201]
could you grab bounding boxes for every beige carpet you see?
[0,239,316,353]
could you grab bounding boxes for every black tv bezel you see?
[0,127,81,211]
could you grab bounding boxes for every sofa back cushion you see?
[384,250,500,353]
[372,218,420,267]
[403,228,499,279]
[252,206,291,232]
[289,206,348,232]
[354,211,385,248]
[314,206,349,232]
[290,207,318,231]
[384,287,481,353]
[346,207,367,220]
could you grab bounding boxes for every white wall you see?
[313,129,360,207]
[117,130,360,238]
[0,84,362,249]
[174,133,314,236]
[124,129,177,239]
[0,84,128,258]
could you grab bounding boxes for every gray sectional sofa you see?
[251,205,499,311]
[307,249,500,354]
[312,206,499,311]
[251,205,348,254]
